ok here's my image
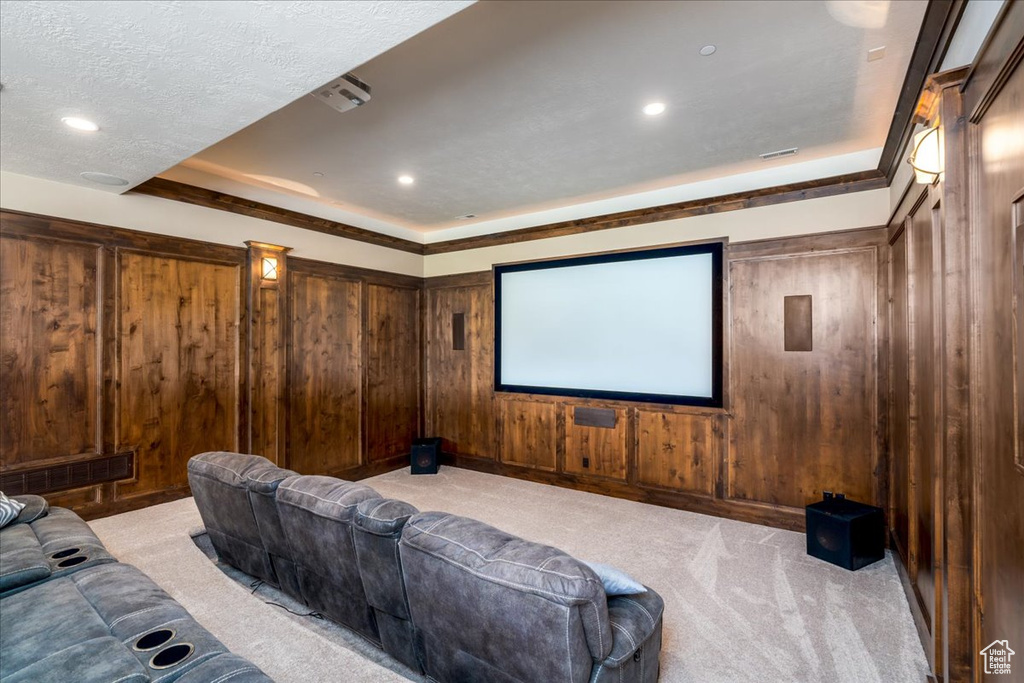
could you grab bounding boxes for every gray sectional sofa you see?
[188,451,664,683]
[0,494,272,683]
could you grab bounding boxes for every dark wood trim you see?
[424,171,886,255]
[131,177,426,255]
[962,0,1024,123]
[288,255,422,289]
[877,0,964,183]
[0,209,246,264]
[891,530,934,664]
[323,453,410,482]
[424,270,493,289]
[440,452,807,531]
[727,225,888,259]
[78,485,193,521]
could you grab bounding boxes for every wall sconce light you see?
[261,256,279,281]
[908,124,942,184]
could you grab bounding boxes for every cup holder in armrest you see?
[133,628,176,652]
[56,555,88,568]
[51,548,80,559]
[149,643,194,670]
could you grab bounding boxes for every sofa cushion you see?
[584,561,648,596]
[355,498,419,537]
[0,506,116,596]
[400,512,613,683]
[1,636,151,683]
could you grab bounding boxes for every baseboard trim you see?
[440,452,807,532]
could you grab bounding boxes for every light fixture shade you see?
[261,256,279,281]
[908,125,942,184]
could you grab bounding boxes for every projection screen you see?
[494,242,723,406]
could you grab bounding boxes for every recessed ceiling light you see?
[398,175,415,185]
[62,116,99,132]
[699,45,717,56]
[80,171,128,186]
[642,102,666,116]
[312,171,324,177]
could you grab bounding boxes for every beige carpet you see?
[90,467,929,682]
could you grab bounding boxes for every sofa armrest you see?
[12,495,49,524]
[355,498,418,536]
[590,589,664,683]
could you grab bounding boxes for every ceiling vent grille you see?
[759,147,798,161]
[311,72,371,114]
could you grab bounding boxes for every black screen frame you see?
[493,241,724,408]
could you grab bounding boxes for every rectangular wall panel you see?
[0,236,99,465]
[425,284,496,458]
[365,284,420,461]
[564,405,627,480]
[637,411,718,496]
[499,399,558,471]
[287,272,362,475]
[729,248,878,508]
[117,252,241,497]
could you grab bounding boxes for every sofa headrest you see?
[245,463,298,495]
[187,452,274,487]
[355,498,419,537]
[401,512,606,608]
[276,476,381,523]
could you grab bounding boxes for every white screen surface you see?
[497,250,717,400]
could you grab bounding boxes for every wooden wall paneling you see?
[246,241,290,464]
[908,193,942,655]
[498,398,558,471]
[965,21,1024,681]
[0,236,100,465]
[728,247,881,509]
[115,251,243,499]
[286,269,362,475]
[365,284,421,462]
[564,405,628,480]
[636,410,719,496]
[424,283,495,458]
[889,224,912,558]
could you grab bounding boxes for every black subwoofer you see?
[806,493,884,570]
[411,438,441,475]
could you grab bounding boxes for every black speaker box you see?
[806,493,884,570]
[411,438,441,475]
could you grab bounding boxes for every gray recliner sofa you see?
[0,497,272,682]
[187,452,664,682]
[0,495,116,597]
[274,475,383,642]
[400,511,664,683]
[187,451,295,588]
[353,497,422,671]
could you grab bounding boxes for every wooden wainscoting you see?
[0,210,422,518]
[424,227,889,531]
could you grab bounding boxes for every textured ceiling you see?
[0,0,473,191]
[167,0,926,235]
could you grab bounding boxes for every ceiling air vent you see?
[311,72,371,113]
[759,147,798,161]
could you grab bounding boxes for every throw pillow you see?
[583,561,647,596]
[0,491,26,529]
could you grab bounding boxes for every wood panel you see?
[0,237,99,465]
[564,405,627,480]
[246,242,289,465]
[499,399,558,471]
[908,201,939,632]
[116,252,242,497]
[425,284,495,458]
[967,39,1024,681]
[637,410,718,496]
[729,248,879,508]
[889,227,911,557]
[286,271,362,475]
[365,284,420,461]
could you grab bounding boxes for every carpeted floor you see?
[90,467,929,682]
